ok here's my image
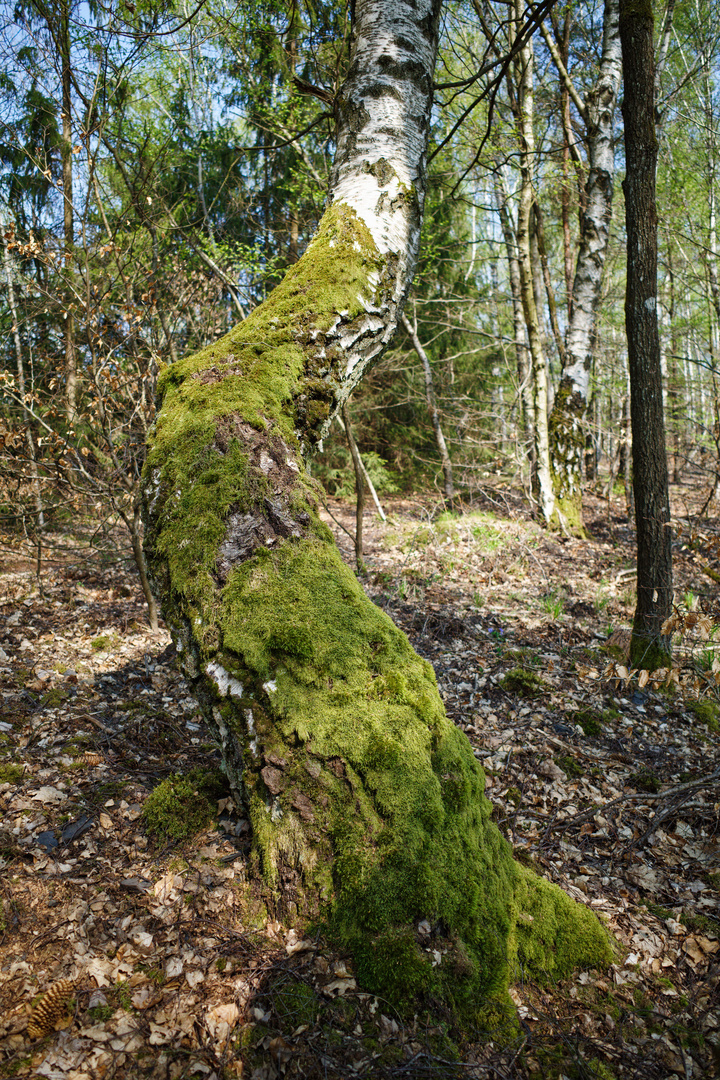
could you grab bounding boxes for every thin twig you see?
[560,765,720,832]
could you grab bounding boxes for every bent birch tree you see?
[142,0,611,1017]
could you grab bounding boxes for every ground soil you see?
[0,482,718,1079]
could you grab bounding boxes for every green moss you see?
[91,633,120,652]
[687,699,720,732]
[573,708,603,736]
[353,927,432,1003]
[144,204,382,626]
[629,631,671,671]
[548,382,588,539]
[40,688,68,708]
[551,492,587,539]
[500,667,545,699]
[556,755,584,779]
[87,1005,115,1022]
[0,763,24,784]
[142,773,216,841]
[142,200,614,1028]
[114,981,132,1011]
[272,980,320,1026]
[629,768,661,793]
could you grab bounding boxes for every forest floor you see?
[0,481,719,1080]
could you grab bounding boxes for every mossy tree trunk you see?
[546,0,622,537]
[142,0,613,1018]
[620,0,673,669]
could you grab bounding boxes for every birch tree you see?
[545,0,622,535]
[512,3,555,522]
[142,0,611,1016]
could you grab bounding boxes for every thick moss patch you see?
[143,200,614,1026]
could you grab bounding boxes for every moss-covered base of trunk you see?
[549,490,588,540]
[142,202,614,1027]
[149,523,614,1023]
[549,383,588,539]
[629,629,672,671]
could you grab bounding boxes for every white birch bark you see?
[513,9,555,523]
[494,179,535,462]
[142,0,445,914]
[560,0,622,402]
[325,0,440,400]
[547,0,622,531]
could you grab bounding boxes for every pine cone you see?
[27,979,74,1039]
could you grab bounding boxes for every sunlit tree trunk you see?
[547,0,622,535]
[494,180,535,473]
[59,0,77,425]
[401,312,455,505]
[342,402,366,571]
[513,12,554,522]
[2,222,45,533]
[620,0,673,668]
[142,0,611,1014]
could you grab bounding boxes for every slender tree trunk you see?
[342,402,366,571]
[131,507,160,631]
[150,224,180,365]
[513,14,554,522]
[142,0,610,1014]
[59,0,77,425]
[548,0,622,536]
[622,372,633,518]
[560,12,575,316]
[2,222,45,532]
[620,0,673,668]
[666,251,684,482]
[334,414,387,521]
[495,181,534,471]
[401,312,454,505]
[533,200,565,371]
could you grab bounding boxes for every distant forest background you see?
[1,0,719,577]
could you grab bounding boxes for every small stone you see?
[265,752,287,769]
[291,792,315,822]
[261,766,285,795]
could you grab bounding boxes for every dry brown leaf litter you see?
[0,488,718,1079]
